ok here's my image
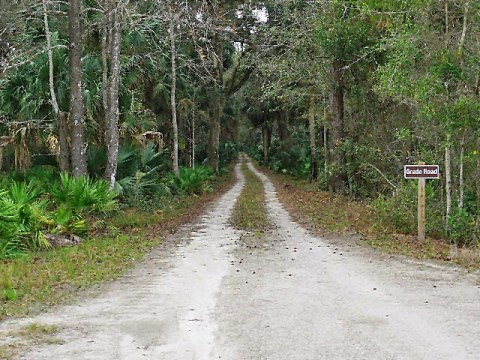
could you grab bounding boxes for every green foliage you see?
[372,181,444,238]
[114,144,172,207]
[51,207,87,236]
[261,132,311,179]
[219,141,239,167]
[51,173,117,214]
[0,190,22,259]
[4,181,51,250]
[117,171,171,208]
[166,166,213,195]
[0,174,118,259]
[447,209,477,247]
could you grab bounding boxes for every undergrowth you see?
[268,170,480,270]
[0,169,233,320]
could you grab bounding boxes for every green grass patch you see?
[231,163,269,234]
[0,169,234,321]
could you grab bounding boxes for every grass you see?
[0,323,62,359]
[230,162,269,235]
[0,343,18,360]
[267,170,480,270]
[8,323,58,338]
[0,169,234,321]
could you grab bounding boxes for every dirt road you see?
[1,161,480,359]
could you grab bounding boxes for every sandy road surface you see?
[1,160,479,359]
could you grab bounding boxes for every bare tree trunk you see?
[477,134,480,215]
[308,96,317,182]
[104,0,123,188]
[191,98,195,169]
[476,40,480,217]
[324,124,328,179]
[42,0,69,172]
[459,130,465,209]
[445,141,452,234]
[69,0,87,177]
[170,18,179,176]
[331,59,346,192]
[101,10,109,117]
[443,0,452,234]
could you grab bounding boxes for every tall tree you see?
[103,0,126,187]
[42,0,70,172]
[69,0,88,177]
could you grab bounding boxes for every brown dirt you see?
[266,169,480,270]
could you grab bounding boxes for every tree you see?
[375,0,480,234]
[69,0,88,177]
[103,0,127,187]
[42,0,70,172]
[169,14,180,176]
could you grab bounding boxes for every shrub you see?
[114,143,172,206]
[50,173,117,214]
[51,206,87,235]
[4,181,51,250]
[116,171,172,207]
[219,141,238,167]
[166,166,213,195]
[0,175,119,259]
[448,208,477,247]
[0,182,51,258]
[372,181,444,238]
[0,190,22,258]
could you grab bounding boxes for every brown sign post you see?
[404,164,439,241]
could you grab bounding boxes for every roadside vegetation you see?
[0,157,234,320]
[268,171,480,270]
[1,0,479,317]
[231,162,269,236]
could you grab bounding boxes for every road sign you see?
[404,165,439,179]
[404,163,440,241]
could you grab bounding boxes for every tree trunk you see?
[331,59,346,192]
[475,40,480,219]
[207,97,222,173]
[262,122,271,164]
[57,111,70,172]
[207,34,224,173]
[308,96,317,182]
[324,124,328,179]
[276,110,290,151]
[104,0,123,188]
[101,10,109,119]
[445,141,452,234]
[42,0,70,172]
[191,99,195,169]
[170,19,179,176]
[68,0,87,177]
[477,134,480,215]
[459,131,465,209]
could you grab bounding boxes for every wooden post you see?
[418,162,426,241]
